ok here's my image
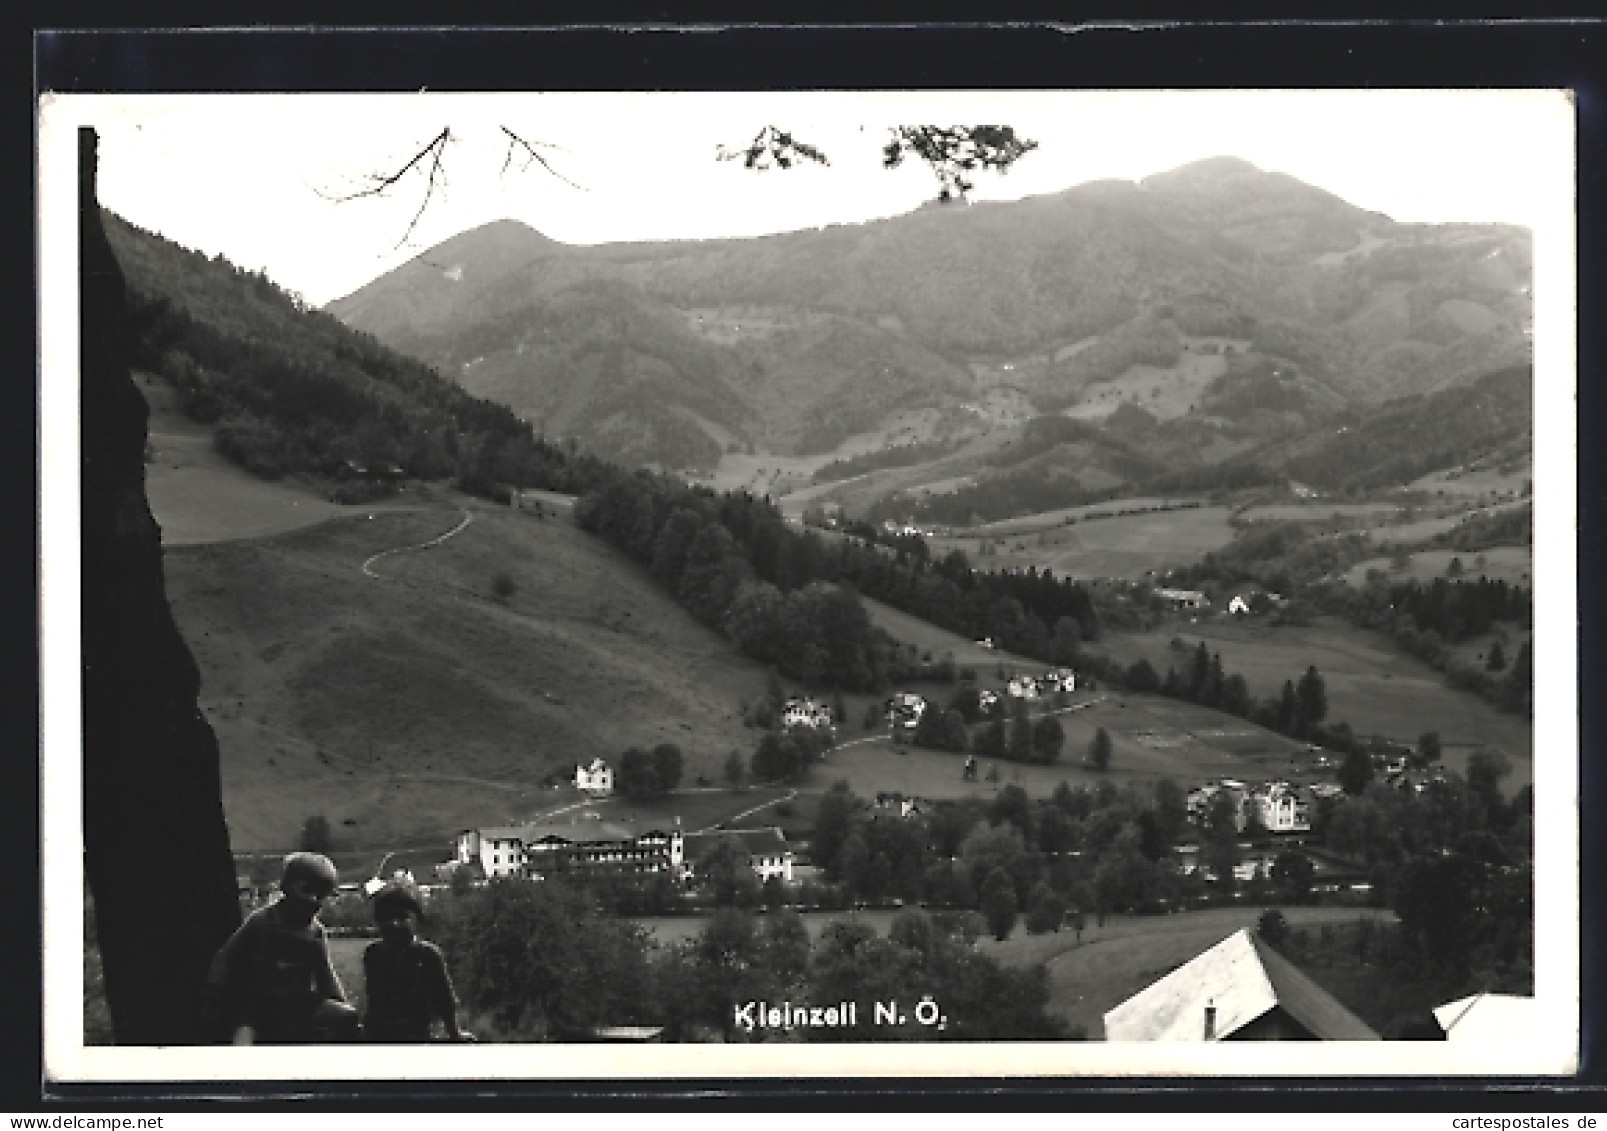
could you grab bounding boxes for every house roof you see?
[521,818,672,845]
[1433,994,1540,1044]
[1103,929,1379,1041]
[682,827,789,861]
[471,819,675,846]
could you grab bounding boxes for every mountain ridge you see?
[327,157,1531,472]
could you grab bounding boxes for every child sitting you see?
[361,882,473,1043]
[204,852,361,1044]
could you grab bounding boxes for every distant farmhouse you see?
[1229,591,1286,616]
[782,697,835,730]
[455,817,684,880]
[874,791,927,818]
[885,692,929,732]
[574,757,614,795]
[1007,668,1077,700]
[1104,929,1379,1041]
[682,826,794,884]
[1155,588,1211,611]
[1006,675,1039,700]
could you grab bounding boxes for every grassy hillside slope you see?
[164,498,773,852]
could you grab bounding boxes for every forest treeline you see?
[575,473,1099,691]
[108,211,617,499]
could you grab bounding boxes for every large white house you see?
[1251,781,1312,833]
[456,817,685,880]
[575,757,614,795]
[455,825,531,879]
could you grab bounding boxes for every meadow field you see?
[161,492,778,851]
[1341,545,1533,587]
[926,506,1236,581]
[1061,347,1230,424]
[139,372,354,545]
[1095,618,1533,786]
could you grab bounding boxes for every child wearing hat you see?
[204,852,361,1044]
[361,882,473,1043]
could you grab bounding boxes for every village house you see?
[1040,668,1077,693]
[574,757,614,795]
[1187,780,1250,832]
[1155,587,1211,611]
[977,689,1001,712]
[782,697,836,730]
[455,816,684,880]
[454,825,532,879]
[874,791,927,818]
[1228,595,1252,616]
[1250,781,1312,833]
[1104,929,1379,1041]
[681,826,794,884]
[885,692,928,731]
[1006,675,1040,700]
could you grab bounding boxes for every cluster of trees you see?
[1320,753,1532,997]
[1443,503,1531,551]
[804,777,1214,938]
[432,879,1065,1042]
[1080,645,1344,749]
[575,473,1101,689]
[615,744,684,799]
[1312,574,1534,717]
[110,213,618,499]
[964,703,1066,766]
[750,723,835,784]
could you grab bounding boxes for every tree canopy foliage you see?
[109,212,618,499]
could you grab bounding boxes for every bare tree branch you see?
[499,126,586,192]
[316,126,455,250]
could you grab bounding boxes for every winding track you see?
[360,505,474,579]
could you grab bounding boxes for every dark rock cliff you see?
[79,127,240,1044]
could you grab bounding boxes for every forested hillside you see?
[105,211,616,497]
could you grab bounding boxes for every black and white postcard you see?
[38,65,1580,1084]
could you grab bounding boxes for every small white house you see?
[1007,675,1039,699]
[886,692,928,730]
[782,697,835,730]
[977,689,1001,711]
[1228,595,1252,616]
[575,758,614,795]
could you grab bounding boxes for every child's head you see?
[279,852,339,923]
[372,882,424,945]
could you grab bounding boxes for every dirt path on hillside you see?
[361,506,474,578]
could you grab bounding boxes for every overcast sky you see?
[49,88,1574,307]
